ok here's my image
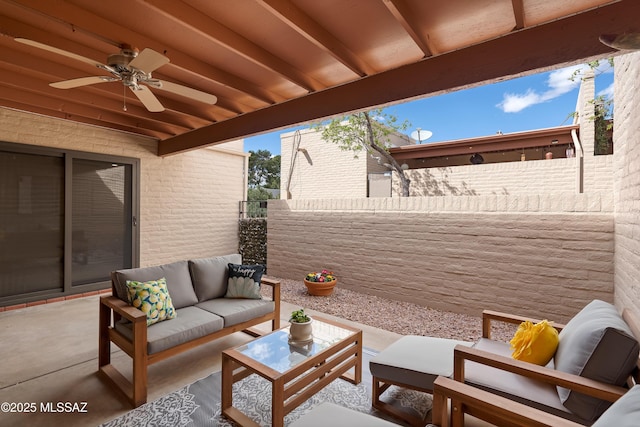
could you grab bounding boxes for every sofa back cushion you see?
[188,254,242,301]
[112,260,198,309]
[555,299,640,422]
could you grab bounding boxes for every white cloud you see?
[598,83,614,99]
[497,63,612,113]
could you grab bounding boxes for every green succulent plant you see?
[290,308,311,323]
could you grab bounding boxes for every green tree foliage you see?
[248,150,280,188]
[314,109,412,196]
[247,187,275,201]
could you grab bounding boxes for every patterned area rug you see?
[100,349,432,426]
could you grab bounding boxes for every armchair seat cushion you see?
[465,338,578,421]
[195,298,275,327]
[115,306,224,354]
[289,402,399,427]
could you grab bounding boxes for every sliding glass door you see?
[71,159,133,286]
[0,143,139,306]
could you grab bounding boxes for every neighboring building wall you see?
[613,52,640,318]
[268,195,614,322]
[400,156,613,196]
[0,107,245,268]
[281,128,368,199]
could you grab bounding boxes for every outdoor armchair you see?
[432,377,640,427]
[448,300,640,425]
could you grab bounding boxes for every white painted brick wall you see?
[0,107,245,267]
[268,198,614,322]
[613,52,640,317]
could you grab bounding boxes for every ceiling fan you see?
[599,33,640,51]
[15,38,217,112]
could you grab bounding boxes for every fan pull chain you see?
[122,85,128,111]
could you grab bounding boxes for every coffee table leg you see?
[221,352,233,411]
[355,331,363,384]
[272,378,284,427]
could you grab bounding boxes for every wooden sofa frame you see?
[431,308,640,426]
[98,276,281,407]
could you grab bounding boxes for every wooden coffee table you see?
[221,316,362,427]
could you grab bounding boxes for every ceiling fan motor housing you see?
[107,48,138,73]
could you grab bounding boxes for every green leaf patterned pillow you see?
[125,277,177,326]
[225,263,264,299]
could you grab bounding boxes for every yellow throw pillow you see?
[510,319,559,365]
[126,277,176,326]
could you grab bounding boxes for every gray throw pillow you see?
[554,300,639,422]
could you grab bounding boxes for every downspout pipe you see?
[571,129,584,193]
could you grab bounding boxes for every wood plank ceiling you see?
[0,0,638,156]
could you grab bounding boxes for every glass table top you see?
[235,319,354,373]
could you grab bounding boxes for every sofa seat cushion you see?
[115,306,224,354]
[369,336,472,391]
[189,254,242,301]
[555,300,640,422]
[113,261,198,309]
[195,298,275,327]
[465,338,582,422]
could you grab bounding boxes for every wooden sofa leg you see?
[132,319,148,407]
[98,299,111,368]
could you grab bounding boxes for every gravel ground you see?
[270,278,516,343]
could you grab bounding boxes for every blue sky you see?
[244,63,613,156]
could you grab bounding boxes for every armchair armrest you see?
[482,309,566,339]
[432,376,582,427]
[100,295,146,323]
[453,345,626,403]
[260,276,281,330]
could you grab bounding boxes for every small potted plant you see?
[289,308,313,342]
[303,269,337,296]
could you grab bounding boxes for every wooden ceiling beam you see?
[144,0,325,92]
[257,0,375,76]
[383,0,436,56]
[511,0,526,30]
[158,0,637,156]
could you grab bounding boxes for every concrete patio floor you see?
[0,295,404,426]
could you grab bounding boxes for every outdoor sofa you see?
[98,253,280,407]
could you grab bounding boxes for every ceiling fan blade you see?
[156,80,218,104]
[50,76,119,89]
[15,38,105,68]
[128,48,170,74]
[599,33,640,50]
[130,85,165,112]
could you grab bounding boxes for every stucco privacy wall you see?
[401,156,613,196]
[0,107,244,268]
[267,196,614,322]
[613,52,640,318]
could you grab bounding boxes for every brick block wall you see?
[268,197,614,322]
[613,52,640,317]
[0,108,244,268]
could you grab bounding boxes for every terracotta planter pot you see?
[303,278,337,296]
